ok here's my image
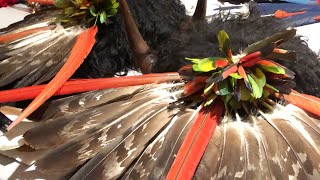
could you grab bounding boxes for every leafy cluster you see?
[54,0,119,26]
[179,30,296,111]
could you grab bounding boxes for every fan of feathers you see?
[0,0,320,179]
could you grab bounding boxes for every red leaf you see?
[237,65,252,91]
[279,90,320,117]
[273,48,288,54]
[256,60,277,66]
[7,27,98,130]
[0,73,181,103]
[241,57,262,67]
[239,51,262,63]
[216,59,229,68]
[206,64,237,84]
[166,101,224,180]
[183,80,206,96]
[178,65,194,79]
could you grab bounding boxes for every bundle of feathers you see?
[0,0,320,179]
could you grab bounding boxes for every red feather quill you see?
[7,26,98,130]
[166,101,224,180]
[0,73,180,103]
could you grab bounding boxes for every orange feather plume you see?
[0,73,181,103]
[7,26,98,130]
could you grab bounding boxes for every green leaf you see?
[90,6,97,16]
[259,65,285,75]
[217,30,231,57]
[60,16,72,23]
[192,64,200,71]
[100,11,107,24]
[229,73,242,79]
[248,74,263,99]
[215,80,230,96]
[112,2,119,8]
[197,58,215,72]
[229,77,237,89]
[54,0,68,8]
[265,84,279,92]
[185,58,200,64]
[263,89,270,98]
[109,8,118,16]
[70,11,86,17]
[251,68,266,87]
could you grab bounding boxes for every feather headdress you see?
[0,0,320,179]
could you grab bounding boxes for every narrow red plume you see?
[7,26,98,130]
[0,26,55,43]
[279,90,320,117]
[0,73,180,103]
[166,101,224,180]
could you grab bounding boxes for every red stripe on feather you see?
[0,73,181,103]
[239,51,261,63]
[280,90,320,117]
[166,101,224,180]
[216,59,229,68]
[0,25,55,43]
[7,27,98,130]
